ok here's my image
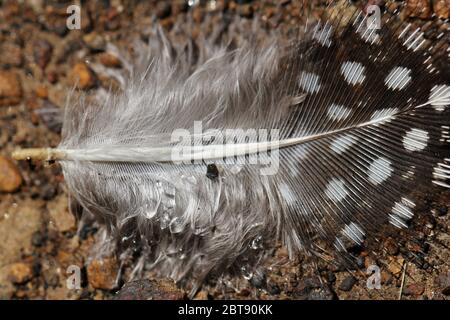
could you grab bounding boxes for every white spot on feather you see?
[279,182,296,205]
[325,178,348,202]
[368,157,393,185]
[384,66,412,90]
[389,199,414,228]
[402,128,429,151]
[327,103,352,121]
[330,134,358,154]
[340,61,366,85]
[432,161,450,188]
[370,107,398,126]
[341,222,365,244]
[298,72,321,94]
[429,85,450,111]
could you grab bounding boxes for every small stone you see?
[83,32,106,52]
[156,2,172,19]
[8,262,33,284]
[388,257,404,276]
[250,269,266,288]
[87,257,119,290]
[384,238,399,255]
[172,1,189,15]
[404,0,432,19]
[381,271,393,285]
[98,53,121,68]
[326,271,336,283]
[0,43,23,67]
[35,85,49,99]
[192,7,203,24]
[114,279,185,300]
[47,195,76,233]
[266,280,281,295]
[338,275,357,292]
[433,0,450,19]
[43,12,68,36]
[194,290,209,300]
[103,8,121,31]
[31,231,45,247]
[403,283,425,296]
[435,273,450,295]
[437,206,448,216]
[238,4,254,18]
[0,156,22,192]
[33,39,53,70]
[0,70,22,106]
[70,62,97,89]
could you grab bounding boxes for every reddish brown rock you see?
[115,279,186,300]
[35,85,49,99]
[70,62,97,89]
[0,156,22,192]
[433,0,450,19]
[403,283,425,296]
[0,43,23,67]
[87,257,118,290]
[98,53,121,68]
[404,0,432,19]
[8,262,33,284]
[0,70,22,106]
[33,39,53,70]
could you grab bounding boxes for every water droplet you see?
[169,217,184,234]
[230,164,243,175]
[159,211,171,229]
[143,203,157,219]
[250,235,263,250]
[193,226,209,236]
[241,266,253,280]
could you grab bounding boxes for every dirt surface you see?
[0,0,449,300]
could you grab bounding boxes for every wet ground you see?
[0,0,449,300]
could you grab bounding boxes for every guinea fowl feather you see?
[13,1,450,294]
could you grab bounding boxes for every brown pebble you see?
[0,156,22,192]
[403,283,425,296]
[387,257,404,276]
[384,238,399,255]
[8,262,33,284]
[192,7,203,24]
[33,39,53,70]
[98,53,121,68]
[35,85,49,99]
[404,0,432,19]
[0,43,23,67]
[238,4,254,18]
[70,62,97,89]
[433,0,450,19]
[87,257,118,290]
[338,275,357,291]
[194,290,209,300]
[156,2,172,19]
[115,279,185,300]
[435,272,450,295]
[0,70,22,106]
[83,32,106,52]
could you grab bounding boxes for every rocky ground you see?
[0,0,449,300]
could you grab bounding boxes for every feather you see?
[12,0,450,294]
